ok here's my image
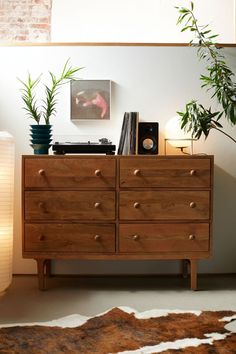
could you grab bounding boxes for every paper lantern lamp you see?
[0,132,14,294]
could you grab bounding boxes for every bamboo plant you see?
[19,59,83,125]
[176,1,236,143]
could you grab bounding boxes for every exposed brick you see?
[0,0,52,42]
[30,23,49,29]
[33,17,50,23]
[15,35,27,41]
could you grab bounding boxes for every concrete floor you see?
[0,274,236,325]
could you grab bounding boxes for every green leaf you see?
[175,3,236,143]
[181,26,191,32]
[19,60,83,124]
[202,30,211,35]
[212,120,223,128]
[179,8,189,14]
[209,34,219,39]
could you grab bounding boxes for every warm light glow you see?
[165,116,192,148]
[0,132,14,294]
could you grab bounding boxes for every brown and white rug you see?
[0,307,236,353]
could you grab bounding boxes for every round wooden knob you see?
[38,234,45,241]
[133,234,139,241]
[94,235,101,241]
[190,202,196,208]
[189,234,195,240]
[94,202,101,208]
[190,169,196,176]
[38,169,45,176]
[134,169,140,176]
[95,169,101,176]
[38,202,45,209]
[133,202,140,209]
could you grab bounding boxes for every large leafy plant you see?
[176,2,236,143]
[19,59,82,125]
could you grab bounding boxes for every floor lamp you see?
[0,132,14,295]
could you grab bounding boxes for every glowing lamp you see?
[165,116,194,154]
[0,132,14,294]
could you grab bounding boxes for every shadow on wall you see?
[205,164,236,273]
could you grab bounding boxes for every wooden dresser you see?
[22,155,213,290]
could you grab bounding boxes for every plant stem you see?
[190,10,218,62]
[213,127,236,143]
[176,3,236,142]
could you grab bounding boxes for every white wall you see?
[0,44,236,275]
[51,0,236,43]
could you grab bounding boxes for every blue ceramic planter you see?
[30,125,52,154]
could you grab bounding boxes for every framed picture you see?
[71,80,111,120]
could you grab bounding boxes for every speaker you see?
[138,122,159,154]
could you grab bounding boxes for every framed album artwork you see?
[71,80,111,120]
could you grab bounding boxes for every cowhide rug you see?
[0,307,236,353]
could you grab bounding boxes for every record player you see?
[52,138,116,155]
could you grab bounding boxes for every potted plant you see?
[19,59,83,154]
[175,2,236,144]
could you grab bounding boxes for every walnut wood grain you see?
[25,191,115,220]
[24,157,116,188]
[190,259,197,291]
[120,158,210,188]
[119,223,209,253]
[119,191,210,220]
[36,259,47,291]
[22,155,214,291]
[25,223,115,253]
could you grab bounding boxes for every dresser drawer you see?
[25,191,115,220]
[24,157,116,188]
[119,223,209,253]
[24,223,116,253]
[119,191,210,220]
[120,158,211,188]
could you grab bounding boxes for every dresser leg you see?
[181,259,189,278]
[45,259,51,277]
[190,259,197,291]
[36,259,47,291]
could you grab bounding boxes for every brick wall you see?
[0,0,52,42]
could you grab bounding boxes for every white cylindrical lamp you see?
[0,132,14,294]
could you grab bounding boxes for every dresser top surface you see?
[22,154,213,160]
